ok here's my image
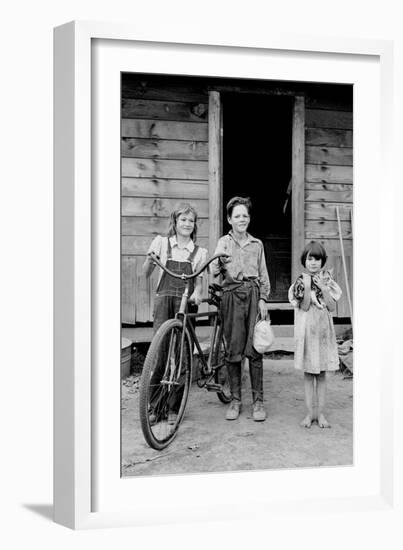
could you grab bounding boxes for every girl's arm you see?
[313,275,336,312]
[142,255,156,278]
[189,277,203,305]
[321,287,336,312]
[142,235,162,278]
[189,247,207,305]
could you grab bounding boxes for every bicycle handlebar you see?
[147,251,230,280]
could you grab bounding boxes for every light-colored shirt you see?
[212,231,271,301]
[147,235,208,285]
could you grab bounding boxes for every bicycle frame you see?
[138,252,231,449]
[146,250,228,381]
[175,282,222,378]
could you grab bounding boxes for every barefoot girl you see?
[143,203,207,423]
[288,241,342,428]
[212,196,270,422]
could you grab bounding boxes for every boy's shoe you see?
[225,400,242,420]
[252,400,266,422]
[167,411,178,425]
[149,411,157,425]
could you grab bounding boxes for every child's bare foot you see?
[318,414,331,428]
[300,414,312,428]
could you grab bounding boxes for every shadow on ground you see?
[23,504,53,522]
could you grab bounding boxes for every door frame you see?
[208,90,305,292]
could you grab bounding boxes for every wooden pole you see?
[336,205,353,329]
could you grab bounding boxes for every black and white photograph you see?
[120,73,354,476]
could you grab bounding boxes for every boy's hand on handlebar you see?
[219,253,231,265]
[189,289,202,305]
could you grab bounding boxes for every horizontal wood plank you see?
[122,216,209,237]
[305,109,353,130]
[122,98,208,122]
[305,188,353,203]
[121,81,207,103]
[305,146,353,166]
[122,197,209,217]
[305,203,353,221]
[305,220,352,239]
[122,178,208,199]
[305,182,353,191]
[122,236,209,255]
[305,96,352,112]
[121,138,208,160]
[306,128,353,148]
[122,119,208,141]
[313,239,353,256]
[122,158,208,180]
[306,164,353,184]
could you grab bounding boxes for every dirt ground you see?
[121,359,353,477]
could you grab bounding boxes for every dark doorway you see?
[222,93,293,302]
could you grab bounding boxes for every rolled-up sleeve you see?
[258,243,270,301]
[211,237,230,278]
[147,234,163,256]
[194,246,208,277]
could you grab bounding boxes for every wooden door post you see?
[291,96,305,282]
[208,91,222,255]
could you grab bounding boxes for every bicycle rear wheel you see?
[139,319,193,450]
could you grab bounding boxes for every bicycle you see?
[139,252,231,450]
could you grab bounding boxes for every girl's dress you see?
[288,270,342,374]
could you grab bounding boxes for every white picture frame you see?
[54,21,396,529]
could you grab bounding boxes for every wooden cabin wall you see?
[121,77,210,323]
[121,76,353,324]
[304,95,353,317]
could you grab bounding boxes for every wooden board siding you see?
[121,76,353,325]
[122,216,209,237]
[122,119,208,141]
[305,102,353,318]
[122,80,209,323]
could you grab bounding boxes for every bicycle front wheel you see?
[139,319,193,450]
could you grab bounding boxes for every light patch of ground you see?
[121,359,353,477]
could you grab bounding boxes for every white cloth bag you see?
[253,315,274,354]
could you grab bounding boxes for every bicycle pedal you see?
[205,382,222,392]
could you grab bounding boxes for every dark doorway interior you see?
[222,93,293,302]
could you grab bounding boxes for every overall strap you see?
[187,244,199,263]
[166,237,172,260]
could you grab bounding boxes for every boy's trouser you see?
[226,359,264,403]
[221,281,261,362]
[222,281,264,402]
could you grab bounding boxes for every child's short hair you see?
[300,241,328,267]
[167,202,198,242]
[226,196,252,217]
